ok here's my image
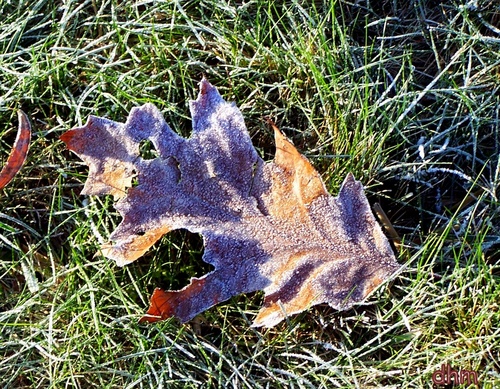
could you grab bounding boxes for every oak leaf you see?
[61,79,400,327]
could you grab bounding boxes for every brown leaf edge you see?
[0,111,31,190]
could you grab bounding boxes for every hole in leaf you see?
[169,156,182,184]
[131,169,139,188]
[139,139,159,160]
[148,230,211,291]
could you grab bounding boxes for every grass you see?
[1,0,499,387]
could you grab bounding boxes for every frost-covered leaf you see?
[61,79,400,327]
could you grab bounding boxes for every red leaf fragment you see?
[61,79,400,327]
[0,111,31,190]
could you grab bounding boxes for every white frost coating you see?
[62,78,401,327]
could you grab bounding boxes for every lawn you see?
[1,0,499,387]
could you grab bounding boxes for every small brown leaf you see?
[0,111,31,190]
[61,79,400,327]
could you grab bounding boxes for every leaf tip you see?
[59,129,75,148]
[199,77,211,94]
[139,288,175,324]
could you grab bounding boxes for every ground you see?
[0,1,499,388]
